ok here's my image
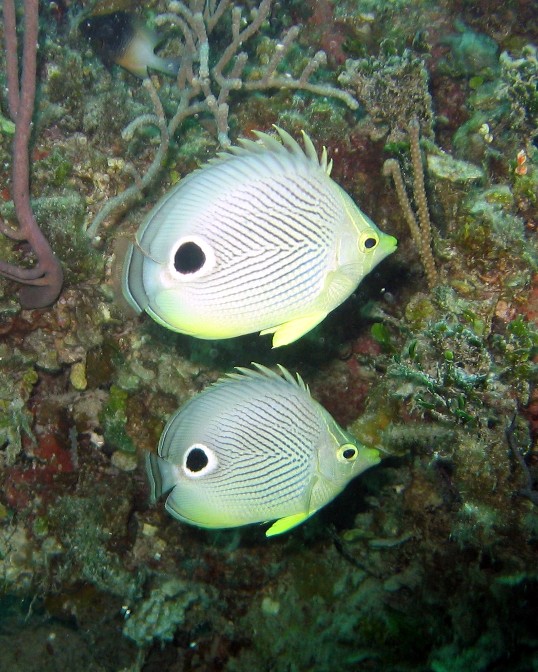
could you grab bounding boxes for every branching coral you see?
[86,0,359,239]
[383,119,438,289]
[0,0,64,308]
[338,49,438,287]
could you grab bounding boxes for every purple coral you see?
[0,0,63,308]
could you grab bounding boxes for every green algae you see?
[500,45,538,141]
[427,153,485,184]
[339,48,433,142]
[0,345,38,465]
[0,113,15,135]
[122,576,214,646]
[99,385,136,454]
[440,23,499,79]
[49,494,144,600]
[0,191,103,286]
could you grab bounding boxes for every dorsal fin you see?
[213,363,310,395]
[208,125,331,175]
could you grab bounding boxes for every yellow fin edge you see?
[260,312,328,348]
[265,510,319,537]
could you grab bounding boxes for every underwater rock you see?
[427,153,485,184]
[122,576,214,646]
[440,23,499,78]
[338,49,434,142]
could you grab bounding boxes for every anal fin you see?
[265,510,319,537]
[260,311,327,348]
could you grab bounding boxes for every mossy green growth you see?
[0,112,15,135]
[99,385,136,454]
[0,397,35,464]
[405,293,439,331]
[512,169,538,206]
[0,191,104,285]
[42,147,73,188]
[33,192,103,284]
[32,516,50,538]
[0,345,38,464]
[122,577,211,646]
[427,153,485,184]
[491,315,538,395]
[371,322,395,352]
[338,49,433,143]
[388,288,500,425]
[386,279,536,442]
[483,185,514,207]
[49,495,143,600]
[500,45,538,139]
[440,22,499,79]
[389,321,490,425]
[453,187,537,281]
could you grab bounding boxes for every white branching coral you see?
[86,0,358,238]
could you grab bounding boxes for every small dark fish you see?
[79,11,180,78]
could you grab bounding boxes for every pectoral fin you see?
[260,312,327,348]
[265,510,319,537]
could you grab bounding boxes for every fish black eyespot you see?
[174,241,206,274]
[182,443,218,478]
[337,443,358,463]
[185,446,208,472]
[359,231,379,253]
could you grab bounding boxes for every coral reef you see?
[0,1,537,671]
[86,0,359,238]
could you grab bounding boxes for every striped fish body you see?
[123,128,397,347]
[146,365,381,536]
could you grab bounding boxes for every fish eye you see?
[182,443,218,478]
[337,443,358,463]
[174,241,206,274]
[359,231,379,253]
[170,236,215,279]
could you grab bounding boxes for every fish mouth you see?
[375,233,397,261]
[385,234,398,251]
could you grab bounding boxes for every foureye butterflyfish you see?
[122,127,397,347]
[146,364,381,536]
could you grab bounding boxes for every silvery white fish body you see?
[146,364,381,536]
[123,127,397,347]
